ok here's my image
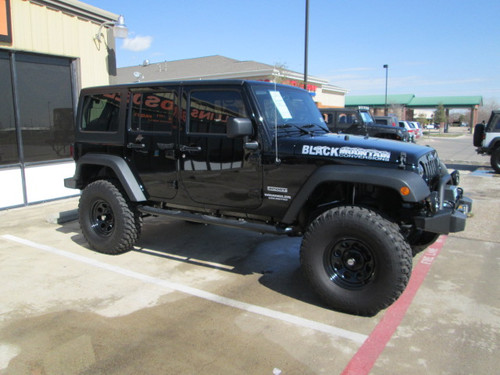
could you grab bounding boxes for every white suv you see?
[474,110,500,173]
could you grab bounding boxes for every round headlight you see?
[417,162,425,177]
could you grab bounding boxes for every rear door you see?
[178,85,262,208]
[127,87,179,200]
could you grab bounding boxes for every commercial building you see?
[114,55,348,108]
[0,0,123,209]
[345,94,483,125]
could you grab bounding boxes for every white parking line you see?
[2,234,368,344]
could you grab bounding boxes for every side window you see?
[323,113,333,125]
[336,112,356,128]
[131,91,177,132]
[81,93,120,132]
[189,90,247,135]
[492,115,500,131]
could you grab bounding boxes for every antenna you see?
[274,82,280,164]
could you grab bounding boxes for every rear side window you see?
[81,93,121,132]
[130,91,178,132]
[188,90,247,135]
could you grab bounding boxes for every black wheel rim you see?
[90,199,114,237]
[324,238,375,289]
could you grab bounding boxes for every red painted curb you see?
[341,235,447,375]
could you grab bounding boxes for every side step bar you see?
[137,205,295,235]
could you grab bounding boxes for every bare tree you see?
[478,98,500,124]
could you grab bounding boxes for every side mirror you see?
[227,117,253,138]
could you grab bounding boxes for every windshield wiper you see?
[278,123,328,136]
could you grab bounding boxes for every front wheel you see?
[300,206,412,316]
[490,148,500,174]
[79,180,142,254]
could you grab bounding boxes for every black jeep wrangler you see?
[320,107,409,142]
[65,80,471,316]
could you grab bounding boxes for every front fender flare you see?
[281,165,430,224]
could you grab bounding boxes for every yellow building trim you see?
[2,0,119,88]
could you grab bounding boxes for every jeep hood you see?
[286,133,435,166]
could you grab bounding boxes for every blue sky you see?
[85,0,500,103]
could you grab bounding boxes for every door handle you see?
[180,145,202,153]
[127,142,146,149]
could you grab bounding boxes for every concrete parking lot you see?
[0,131,499,375]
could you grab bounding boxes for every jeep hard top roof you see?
[80,79,298,93]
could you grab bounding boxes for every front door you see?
[127,87,179,200]
[179,86,262,208]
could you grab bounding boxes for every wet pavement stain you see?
[0,298,323,375]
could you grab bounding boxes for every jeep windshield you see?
[249,83,328,135]
[360,111,375,126]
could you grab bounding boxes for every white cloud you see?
[122,35,153,52]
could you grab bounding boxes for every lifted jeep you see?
[65,80,472,316]
[474,110,500,173]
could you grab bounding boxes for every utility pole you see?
[304,0,309,90]
[383,64,389,115]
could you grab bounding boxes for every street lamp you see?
[383,64,389,115]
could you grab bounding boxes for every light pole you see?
[304,0,309,90]
[383,64,389,115]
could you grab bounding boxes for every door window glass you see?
[130,91,177,132]
[189,90,247,134]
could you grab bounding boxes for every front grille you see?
[419,151,441,186]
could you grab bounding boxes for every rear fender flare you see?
[73,154,147,202]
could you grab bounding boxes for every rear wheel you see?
[490,147,500,174]
[300,206,412,316]
[79,180,141,254]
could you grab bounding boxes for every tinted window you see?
[0,52,18,165]
[81,93,120,132]
[16,54,75,162]
[189,90,247,134]
[131,91,177,132]
[337,112,357,125]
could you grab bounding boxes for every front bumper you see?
[414,195,472,234]
[414,171,473,234]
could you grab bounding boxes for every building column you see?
[470,105,479,132]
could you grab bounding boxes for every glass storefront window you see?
[0,52,18,165]
[16,53,74,163]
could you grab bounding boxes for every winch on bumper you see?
[414,170,473,234]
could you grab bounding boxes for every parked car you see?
[426,123,440,130]
[399,121,416,142]
[410,121,423,138]
[374,115,399,127]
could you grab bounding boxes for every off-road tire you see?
[300,206,412,316]
[490,147,500,174]
[79,179,141,254]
